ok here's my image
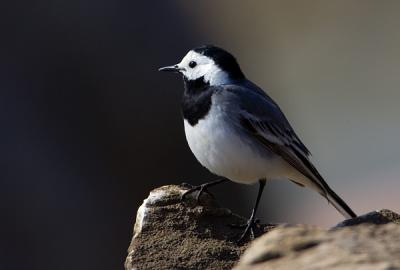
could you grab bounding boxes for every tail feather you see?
[324,185,357,219]
[284,146,357,219]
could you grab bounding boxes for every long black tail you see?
[298,152,357,219]
[324,184,357,219]
[289,149,357,219]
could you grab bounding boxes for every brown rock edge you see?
[234,223,400,270]
[125,185,400,270]
[125,185,276,270]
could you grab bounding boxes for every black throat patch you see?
[181,76,214,126]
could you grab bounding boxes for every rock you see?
[334,209,400,228]
[124,185,277,270]
[126,185,400,270]
[234,223,400,270]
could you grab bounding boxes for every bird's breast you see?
[183,105,286,184]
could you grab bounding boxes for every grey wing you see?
[216,84,356,218]
[217,84,327,194]
[214,84,357,219]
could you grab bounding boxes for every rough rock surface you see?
[124,185,276,270]
[334,209,400,228]
[234,210,400,270]
[125,185,400,270]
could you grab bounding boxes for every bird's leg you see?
[237,179,266,244]
[180,178,227,202]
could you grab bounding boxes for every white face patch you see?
[177,50,231,85]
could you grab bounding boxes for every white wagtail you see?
[159,45,356,241]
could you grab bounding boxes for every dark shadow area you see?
[0,1,249,269]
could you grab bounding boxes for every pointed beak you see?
[158,64,183,73]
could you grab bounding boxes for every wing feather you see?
[214,83,356,218]
[219,84,325,192]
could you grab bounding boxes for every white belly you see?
[183,107,292,184]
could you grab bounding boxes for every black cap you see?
[193,45,245,79]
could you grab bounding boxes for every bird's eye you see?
[188,61,197,68]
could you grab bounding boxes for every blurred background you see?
[2,0,400,269]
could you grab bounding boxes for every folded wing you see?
[217,83,356,218]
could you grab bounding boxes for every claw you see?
[179,182,193,189]
[237,220,255,244]
[180,179,226,203]
[230,218,260,229]
[231,217,262,244]
[195,185,205,201]
[180,183,213,203]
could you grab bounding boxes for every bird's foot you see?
[230,217,262,244]
[180,182,215,203]
[180,179,226,203]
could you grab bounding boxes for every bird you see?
[159,45,357,242]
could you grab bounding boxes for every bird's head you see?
[159,45,244,86]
